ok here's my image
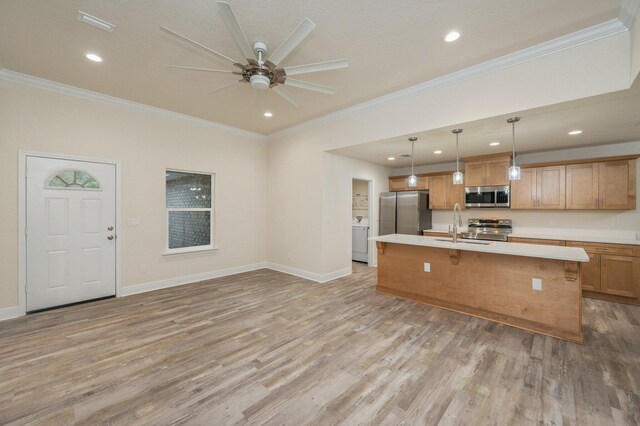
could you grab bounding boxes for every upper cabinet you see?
[388,175,428,191]
[463,154,511,186]
[428,174,464,210]
[566,159,636,210]
[512,165,565,209]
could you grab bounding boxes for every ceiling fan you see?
[161,1,349,107]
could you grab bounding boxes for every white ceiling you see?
[329,79,640,168]
[0,0,623,134]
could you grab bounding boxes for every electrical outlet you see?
[616,219,624,228]
[424,262,430,272]
[127,218,141,226]
[549,218,556,226]
[140,264,147,274]
[532,278,542,291]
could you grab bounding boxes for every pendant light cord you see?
[511,121,516,167]
[456,133,460,172]
[411,140,415,176]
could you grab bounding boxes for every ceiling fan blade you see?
[160,26,242,67]
[268,19,316,66]
[284,78,336,95]
[272,85,300,107]
[165,65,236,74]
[208,80,244,94]
[284,59,349,76]
[216,1,257,61]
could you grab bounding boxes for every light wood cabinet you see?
[463,155,510,186]
[428,175,447,209]
[601,255,640,298]
[512,165,565,209]
[388,175,428,191]
[566,241,640,300]
[428,174,465,210]
[566,160,636,210]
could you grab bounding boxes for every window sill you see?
[163,246,219,256]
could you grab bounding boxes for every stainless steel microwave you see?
[464,185,510,208]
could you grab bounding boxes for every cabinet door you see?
[486,160,510,186]
[446,178,465,209]
[511,168,537,209]
[537,165,566,209]
[580,251,601,292]
[389,177,408,192]
[566,163,598,209]
[599,160,636,209]
[601,255,639,297]
[428,175,448,209]
[465,163,486,186]
[416,176,429,190]
[508,237,564,246]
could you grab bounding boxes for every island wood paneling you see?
[376,242,583,343]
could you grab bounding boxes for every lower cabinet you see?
[511,238,640,302]
[566,241,640,301]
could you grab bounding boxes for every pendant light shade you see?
[408,137,418,187]
[507,117,521,181]
[452,129,463,185]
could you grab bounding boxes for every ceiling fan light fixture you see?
[250,74,270,91]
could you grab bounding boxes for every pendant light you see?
[507,117,521,180]
[452,129,463,185]
[407,137,418,187]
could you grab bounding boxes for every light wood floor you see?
[1,262,639,425]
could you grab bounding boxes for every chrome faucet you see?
[449,203,463,243]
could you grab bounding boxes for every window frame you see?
[164,168,216,255]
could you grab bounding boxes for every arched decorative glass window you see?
[46,170,101,190]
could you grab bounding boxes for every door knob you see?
[107,235,114,240]
[107,226,114,231]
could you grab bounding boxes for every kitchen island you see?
[370,234,589,343]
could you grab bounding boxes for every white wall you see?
[323,154,391,271]
[0,78,267,310]
[267,29,634,277]
[631,5,640,80]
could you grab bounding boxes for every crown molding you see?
[619,0,640,29]
[268,18,628,140]
[0,69,268,141]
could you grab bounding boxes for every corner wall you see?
[0,78,268,311]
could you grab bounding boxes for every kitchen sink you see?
[434,238,490,245]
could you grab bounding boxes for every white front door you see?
[26,156,116,311]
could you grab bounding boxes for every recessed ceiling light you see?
[444,31,461,42]
[85,53,102,62]
[263,112,273,117]
[387,157,395,161]
[434,150,443,154]
[568,130,582,135]
[489,142,500,146]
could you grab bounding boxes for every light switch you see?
[424,262,430,272]
[532,278,542,291]
[127,218,141,226]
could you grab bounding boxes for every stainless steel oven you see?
[464,185,510,208]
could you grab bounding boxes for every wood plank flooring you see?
[1,262,639,425]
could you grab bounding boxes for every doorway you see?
[351,178,372,265]
[24,155,118,312]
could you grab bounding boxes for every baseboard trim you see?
[266,262,352,283]
[120,262,268,296]
[0,306,20,321]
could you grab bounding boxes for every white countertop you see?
[424,227,640,246]
[370,234,589,262]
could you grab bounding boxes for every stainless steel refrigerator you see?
[379,191,432,235]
